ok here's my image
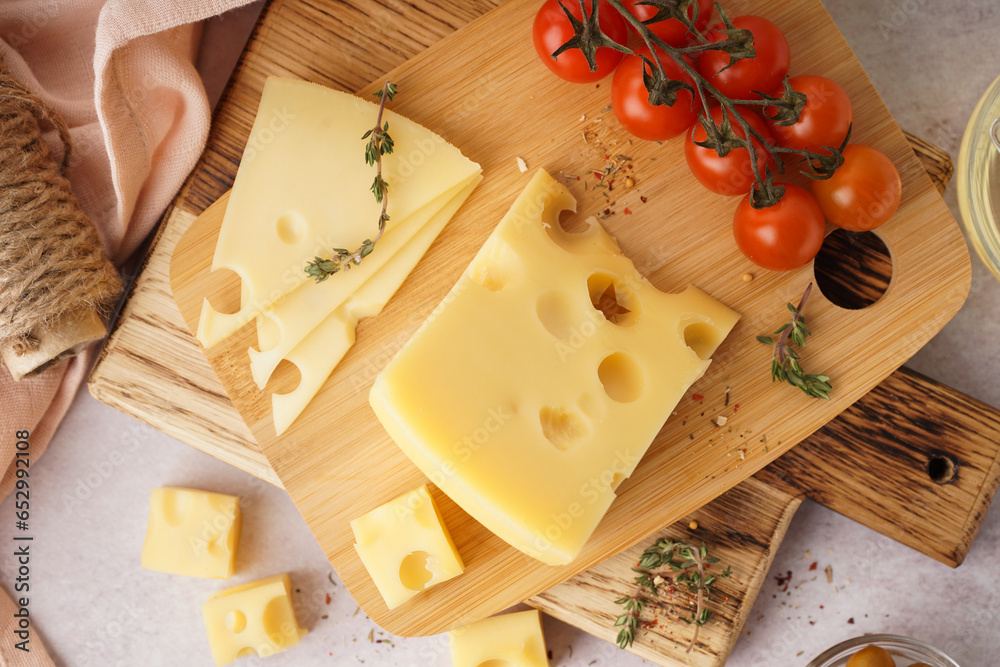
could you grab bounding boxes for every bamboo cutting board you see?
[167,0,970,636]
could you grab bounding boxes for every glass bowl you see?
[957,72,1000,281]
[805,634,961,667]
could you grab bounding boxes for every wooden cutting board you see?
[87,0,1000,663]
[166,0,970,636]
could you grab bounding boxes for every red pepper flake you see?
[809,562,818,572]
[774,570,793,592]
[847,617,855,624]
[623,207,632,214]
[733,404,740,413]
[692,393,704,401]
[325,593,331,605]
[640,195,648,203]
[592,171,604,180]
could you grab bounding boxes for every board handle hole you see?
[927,454,958,484]
[814,229,892,310]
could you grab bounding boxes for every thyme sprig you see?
[614,538,731,653]
[756,282,832,399]
[556,0,846,208]
[305,81,398,282]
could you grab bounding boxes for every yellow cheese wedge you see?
[197,76,481,348]
[140,487,241,579]
[201,573,306,665]
[370,169,739,566]
[251,172,481,392]
[270,176,481,434]
[350,485,464,610]
[449,610,549,667]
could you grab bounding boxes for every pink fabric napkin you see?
[0,1,254,662]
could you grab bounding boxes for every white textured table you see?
[3,2,999,666]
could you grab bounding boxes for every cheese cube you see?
[449,610,549,667]
[351,485,464,610]
[370,169,739,565]
[202,573,307,666]
[141,487,241,579]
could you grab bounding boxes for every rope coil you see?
[0,60,121,358]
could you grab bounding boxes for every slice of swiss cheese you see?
[370,169,740,566]
[250,173,481,390]
[270,176,481,434]
[197,76,481,348]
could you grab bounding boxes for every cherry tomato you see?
[611,48,697,141]
[685,105,773,196]
[533,0,628,83]
[621,0,712,47]
[765,75,853,154]
[697,15,790,100]
[733,183,826,271]
[812,144,902,232]
[846,646,896,667]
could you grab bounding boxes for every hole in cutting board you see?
[927,453,959,484]
[814,230,892,309]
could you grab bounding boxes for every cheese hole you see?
[161,489,192,527]
[536,290,579,340]
[682,321,724,361]
[476,661,514,667]
[225,610,247,634]
[399,551,435,591]
[540,407,588,451]
[262,597,296,647]
[203,267,243,315]
[598,353,644,403]
[611,472,626,491]
[468,239,518,292]
[254,313,281,353]
[275,212,307,245]
[264,359,302,397]
[587,272,640,326]
[236,648,257,658]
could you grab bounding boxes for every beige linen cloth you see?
[0,1,254,663]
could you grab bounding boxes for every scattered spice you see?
[692,393,704,401]
[825,565,833,584]
[808,562,818,572]
[742,272,754,283]
[756,283,832,399]
[625,176,635,188]
[688,520,699,531]
[614,540,731,653]
[714,415,728,427]
[325,593,331,605]
[516,156,528,173]
[774,570,793,592]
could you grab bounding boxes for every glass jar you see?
[805,634,960,667]
[957,72,1000,280]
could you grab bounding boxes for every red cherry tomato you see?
[611,48,698,141]
[621,0,712,47]
[533,0,628,83]
[765,75,853,154]
[733,183,826,271]
[812,144,902,231]
[685,105,773,196]
[697,15,790,100]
